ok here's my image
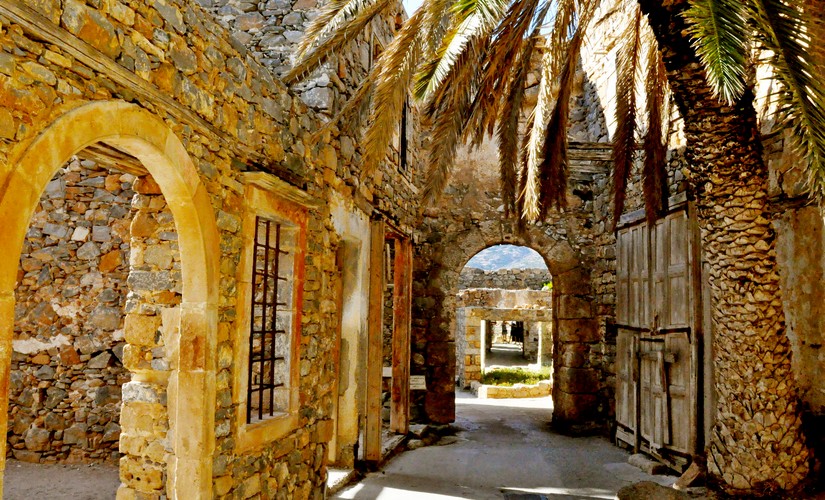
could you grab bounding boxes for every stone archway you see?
[415,221,604,432]
[0,101,219,498]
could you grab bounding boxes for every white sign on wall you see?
[410,375,427,391]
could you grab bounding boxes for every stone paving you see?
[335,391,677,499]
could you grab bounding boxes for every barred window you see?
[247,216,295,423]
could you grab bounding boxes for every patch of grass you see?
[480,366,551,387]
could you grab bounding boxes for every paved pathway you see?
[335,391,676,500]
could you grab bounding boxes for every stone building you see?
[0,0,823,498]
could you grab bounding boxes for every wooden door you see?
[615,205,701,470]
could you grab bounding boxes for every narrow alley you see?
[335,392,675,499]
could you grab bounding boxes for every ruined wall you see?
[413,91,615,430]
[766,130,825,458]
[2,0,420,497]
[458,268,551,291]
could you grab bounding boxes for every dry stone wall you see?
[458,268,551,291]
[11,160,132,464]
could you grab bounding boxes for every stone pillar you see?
[486,321,495,352]
[118,178,180,497]
[462,312,482,387]
[540,321,553,367]
[552,269,601,433]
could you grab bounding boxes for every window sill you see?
[236,411,300,453]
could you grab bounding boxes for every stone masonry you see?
[0,0,418,498]
[458,268,551,291]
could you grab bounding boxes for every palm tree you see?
[286,0,825,493]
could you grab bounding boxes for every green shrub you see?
[480,366,551,386]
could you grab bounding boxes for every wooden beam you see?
[364,220,385,463]
[390,238,412,434]
[327,246,345,465]
[77,142,148,177]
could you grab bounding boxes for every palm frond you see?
[642,38,669,225]
[414,0,508,102]
[612,4,642,225]
[284,0,394,84]
[521,49,555,220]
[683,0,749,103]
[463,0,544,146]
[522,0,600,221]
[749,0,825,202]
[495,30,545,218]
[295,0,350,58]
[421,35,488,202]
[360,5,429,173]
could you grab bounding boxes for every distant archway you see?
[457,244,553,387]
[0,101,219,497]
[415,219,601,431]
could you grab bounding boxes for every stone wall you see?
[413,108,614,430]
[1,0,420,498]
[766,130,825,459]
[11,160,132,464]
[458,268,551,291]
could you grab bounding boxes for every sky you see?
[402,0,423,15]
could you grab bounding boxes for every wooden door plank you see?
[390,238,412,434]
[365,220,385,462]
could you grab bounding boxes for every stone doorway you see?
[0,102,219,497]
[456,245,553,389]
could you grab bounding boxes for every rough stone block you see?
[61,0,121,58]
[24,427,51,451]
[119,456,164,492]
[557,367,599,394]
[557,319,599,343]
[125,314,162,346]
[557,295,592,319]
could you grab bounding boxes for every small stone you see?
[71,226,90,241]
[88,352,112,369]
[31,353,50,365]
[92,226,111,242]
[76,241,101,260]
[99,250,122,272]
[24,427,51,451]
[35,365,55,380]
[63,424,88,446]
[44,412,67,431]
[13,450,42,463]
[102,422,121,442]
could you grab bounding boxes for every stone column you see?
[119,178,180,497]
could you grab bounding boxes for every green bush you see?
[480,366,551,387]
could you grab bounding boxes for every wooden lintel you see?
[243,172,322,209]
[78,143,148,177]
[390,238,412,435]
[364,220,385,462]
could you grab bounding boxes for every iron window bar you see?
[247,217,290,423]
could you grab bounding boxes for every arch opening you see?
[456,244,554,393]
[0,101,219,498]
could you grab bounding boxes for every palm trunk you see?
[637,0,810,493]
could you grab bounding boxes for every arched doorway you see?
[457,244,553,388]
[0,101,219,497]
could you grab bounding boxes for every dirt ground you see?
[3,460,119,500]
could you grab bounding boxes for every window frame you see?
[233,178,308,451]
